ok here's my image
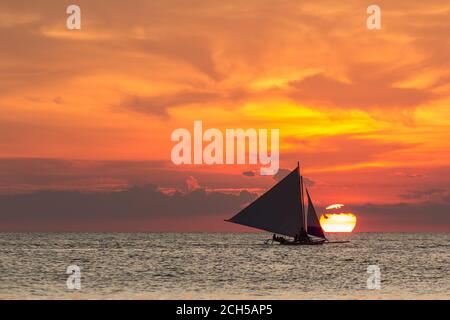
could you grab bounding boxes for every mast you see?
[302,176,307,232]
[298,163,306,232]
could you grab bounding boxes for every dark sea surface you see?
[0,232,448,299]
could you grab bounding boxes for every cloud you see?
[0,185,257,231]
[118,88,250,117]
[393,171,428,179]
[0,11,40,28]
[288,70,436,110]
[0,158,272,197]
[272,168,291,181]
[53,96,64,104]
[185,175,200,192]
[0,158,168,194]
[272,168,315,186]
[344,201,450,232]
[242,171,256,177]
[135,35,224,81]
[399,188,448,200]
[118,91,219,118]
[1,184,448,232]
[283,134,418,169]
[303,177,315,187]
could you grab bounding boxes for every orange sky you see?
[0,1,449,231]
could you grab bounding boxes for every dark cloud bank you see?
[0,185,257,231]
[344,202,450,232]
[0,184,449,232]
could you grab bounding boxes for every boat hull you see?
[280,241,325,246]
[264,239,349,245]
[324,240,350,244]
[266,238,326,245]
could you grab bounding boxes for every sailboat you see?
[225,163,331,245]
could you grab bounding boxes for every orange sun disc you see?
[319,213,357,233]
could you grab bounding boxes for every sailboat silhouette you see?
[226,163,344,245]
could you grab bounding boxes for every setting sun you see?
[320,213,357,233]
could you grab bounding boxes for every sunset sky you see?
[0,0,449,232]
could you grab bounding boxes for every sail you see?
[226,167,303,237]
[306,188,326,239]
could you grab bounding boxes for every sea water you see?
[0,232,448,299]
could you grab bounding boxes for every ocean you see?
[0,232,448,299]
